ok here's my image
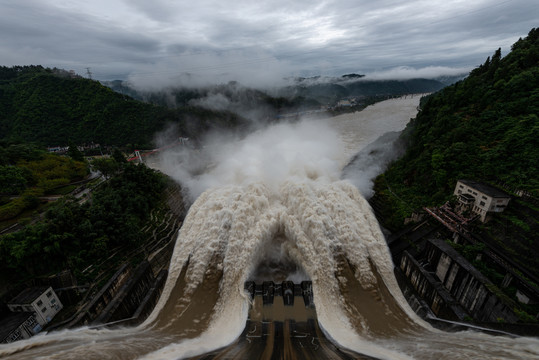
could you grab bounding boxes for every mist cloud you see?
[190,93,231,111]
[157,96,422,204]
[342,131,406,199]
[365,66,471,80]
[158,119,345,203]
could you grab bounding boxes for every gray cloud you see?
[1,0,537,87]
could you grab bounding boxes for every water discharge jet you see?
[1,97,538,359]
[248,230,310,284]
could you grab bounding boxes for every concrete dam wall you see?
[400,238,518,323]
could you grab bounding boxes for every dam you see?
[190,281,375,359]
[0,97,538,359]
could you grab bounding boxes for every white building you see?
[337,99,352,107]
[454,179,511,222]
[7,286,63,327]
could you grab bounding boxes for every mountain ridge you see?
[0,66,245,148]
[372,27,539,228]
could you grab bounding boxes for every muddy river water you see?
[1,97,538,360]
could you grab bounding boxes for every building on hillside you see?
[7,287,63,327]
[453,180,511,222]
[337,99,352,107]
[0,312,40,343]
[47,146,68,153]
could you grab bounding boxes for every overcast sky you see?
[1,0,537,87]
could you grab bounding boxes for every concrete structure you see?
[244,281,314,308]
[92,261,166,326]
[454,180,511,222]
[67,264,132,327]
[336,99,352,107]
[399,250,468,320]
[400,238,518,323]
[65,261,167,329]
[196,281,370,359]
[516,289,538,305]
[0,312,40,343]
[7,286,63,327]
[46,146,68,153]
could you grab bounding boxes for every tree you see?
[67,142,84,162]
[373,27,539,228]
[91,157,120,179]
[0,166,28,194]
[112,148,127,164]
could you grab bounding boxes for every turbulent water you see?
[1,97,538,359]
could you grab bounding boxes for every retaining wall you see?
[400,238,518,323]
[67,264,132,327]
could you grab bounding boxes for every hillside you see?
[0,143,88,223]
[281,77,446,105]
[0,66,244,148]
[371,28,538,279]
[0,160,169,282]
[363,28,539,325]
[373,27,538,226]
[104,75,448,118]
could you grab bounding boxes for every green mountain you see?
[103,80,325,122]
[103,74,447,117]
[282,77,446,105]
[373,27,539,228]
[0,66,244,148]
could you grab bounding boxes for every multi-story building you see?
[7,286,63,327]
[454,179,511,222]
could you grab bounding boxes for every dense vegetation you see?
[374,28,539,229]
[0,161,166,282]
[0,65,450,150]
[0,66,244,148]
[0,143,87,221]
[105,79,323,118]
[106,75,448,113]
[284,77,446,105]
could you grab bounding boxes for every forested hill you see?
[374,27,539,226]
[0,66,244,148]
[104,76,449,112]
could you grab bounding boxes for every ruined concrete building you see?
[454,180,511,222]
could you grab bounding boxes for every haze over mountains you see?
[0,27,537,360]
[104,73,466,109]
[0,0,538,357]
[0,65,463,149]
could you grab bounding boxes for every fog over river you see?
[1,97,537,360]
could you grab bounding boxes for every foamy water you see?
[1,97,538,360]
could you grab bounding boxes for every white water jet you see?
[1,97,538,360]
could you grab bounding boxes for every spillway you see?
[1,97,538,359]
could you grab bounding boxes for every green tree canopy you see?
[67,142,85,162]
[0,163,166,278]
[374,27,539,228]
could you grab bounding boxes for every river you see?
[1,96,537,360]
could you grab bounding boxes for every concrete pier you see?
[188,281,378,360]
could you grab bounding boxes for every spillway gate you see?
[244,281,314,308]
[190,281,376,358]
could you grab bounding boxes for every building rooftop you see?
[0,312,34,342]
[8,287,48,305]
[458,179,510,198]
